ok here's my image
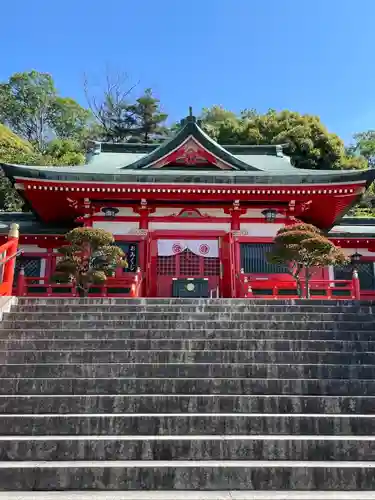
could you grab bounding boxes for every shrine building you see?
[1,113,375,299]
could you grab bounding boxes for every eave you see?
[2,163,375,186]
[4,175,367,230]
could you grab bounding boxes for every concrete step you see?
[1,363,375,379]
[0,339,373,351]
[1,435,375,461]
[16,297,375,305]
[1,492,375,500]
[6,311,374,322]
[0,413,373,436]
[14,303,375,313]
[0,349,373,365]
[0,460,375,490]
[3,328,375,341]
[4,319,375,331]
[1,377,374,395]
[0,395,373,415]
[0,492,375,500]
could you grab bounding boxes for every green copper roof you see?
[2,113,375,186]
[120,115,257,171]
[0,213,74,234]
[2,161,375,187]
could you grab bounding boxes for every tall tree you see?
[200,107,366,171]
[0,70,91,151]
[129,88,168,143]
[50,97,91,142]
[349,130,375,168]
[84,70,138,143]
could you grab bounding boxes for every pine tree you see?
[130,89,168,143]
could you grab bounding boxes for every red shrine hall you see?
[1,113,375,299]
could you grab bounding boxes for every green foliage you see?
[0,124,86,211]
[0,70,91,151]
[128,88,168,143]
[53,228,127,296]
[50,97,92,142]
[44,139,85,166]
[200,107,367,171]
[268,223,348,297]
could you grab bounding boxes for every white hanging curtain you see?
[157,240,219,258]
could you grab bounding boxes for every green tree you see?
[129,88,168,143]
[53,228,127,296]
[351,130,375,167]
[200,107,366,170]
[50,97,91,142]
[0,124,87,212]
[0,124,36,211]
[44,139,85,166]
[268,223,347,297]
[200,105,240,143]
[0,70,91,151]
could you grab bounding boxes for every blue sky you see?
[2,0,374,143]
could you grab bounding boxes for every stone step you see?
[16,297,375,305]
[0,492,374,500]
[1,493,375,500]
[4,319,374,331]
[2,435,375,461]
[1,363,375,379]
[12,299,374,313]
[3,328,375,341]
[0,413,374,435]
[6,311,374,322]
[0,460,375,490]
[0,394,373,415]
[0,492,375,500]
[0,339,373,351]
[2,349,372,365]
[4,348,375,364]
[1,377,374,395]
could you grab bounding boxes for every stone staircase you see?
[0,298,375,499]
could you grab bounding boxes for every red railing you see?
[0,224,20,296]
[16,268,144,298]
[239,273,361,300]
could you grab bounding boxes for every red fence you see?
[239,272,361,300]
[16,268,143,298]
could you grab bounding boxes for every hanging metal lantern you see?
[262,208,277,223]
[102,207,119,219]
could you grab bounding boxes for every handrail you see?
[0,224,20,296]
[0,249,23,266]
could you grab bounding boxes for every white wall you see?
[149,222,231,231]
[240,223,285,237]
[92,221,139,235]
[19,245,48,253]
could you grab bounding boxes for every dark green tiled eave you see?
[2,163,374,186]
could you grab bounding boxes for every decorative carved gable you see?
[152,137,232,170]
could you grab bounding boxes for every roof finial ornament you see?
[189,106,193,117]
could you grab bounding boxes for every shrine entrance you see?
[155,239,221,297]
